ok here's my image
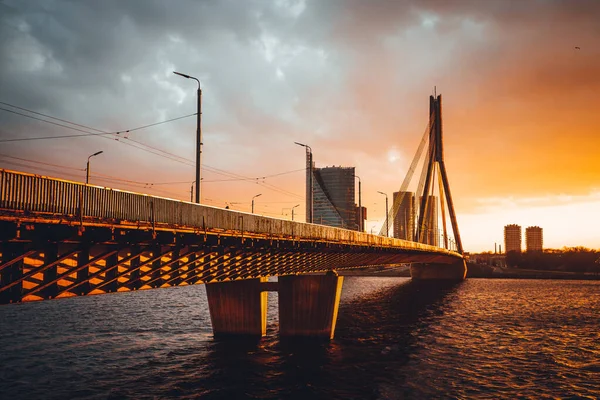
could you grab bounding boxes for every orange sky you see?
[1,0,599,251]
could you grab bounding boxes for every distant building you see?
[419,195,438,246]
[525,226,543,252]
[312,166,358,230]
[393,191,415,241]
[355,205,367,232]
[504,224,522,253]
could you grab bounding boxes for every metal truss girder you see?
[156,249,210,287]
[313,253,345,272]
[261,251,298,277]
[240,250,291,279]
[123,246,197,289]
[280,250,325,274]
[0,250,37,273]
[200,248,249,283]
[209,250,261,282]
[92,246,178,292]
[0,206,464,303]
[54,247,147,298]
[222,252,264,280]
[178,250,228,285]
[0,245,80,295]
[234,252,276,280]
[259,250,292,274]
[23,249,119,299]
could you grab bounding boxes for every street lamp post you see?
[86,151,103,184]
[173,71,202,204]
[377,191,389,237]
[251,193,262,214]
[292,204,300,221]
[190,181,196,202]
[294,142,313,223]
[354,175,362,232]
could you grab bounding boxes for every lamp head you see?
[173,71,191,79]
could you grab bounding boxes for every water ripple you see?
[1,278,599,399]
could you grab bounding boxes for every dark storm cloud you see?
[1,0,599,201]
[0,0,316,175]
[2,0,599,127]
[1,0,264,116]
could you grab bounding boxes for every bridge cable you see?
[377,112,433,236]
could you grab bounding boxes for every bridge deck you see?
[0,169,462,303]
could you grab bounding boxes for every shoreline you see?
[338,264,600,280]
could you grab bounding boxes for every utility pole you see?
[173,71,202,204]
[86,151,103,184]
[251,193,262,214]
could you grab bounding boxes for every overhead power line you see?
[0,103,197,143]
[113,114,195,135]
[0,107,110,140]
[202,167,305,183]
[0,100,304,199]
[0,153,84,171]
[0,160,84,180]
[0,100,110,132]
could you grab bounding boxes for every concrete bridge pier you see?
[278,273,344,339]
[410,259,467,280]
[205,273,344,339]
[206,278,268,337]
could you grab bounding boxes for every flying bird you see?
[575,46,580,50]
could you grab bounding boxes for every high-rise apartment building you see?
[312,166,357,230]
[525,226,543,252]
[504,224,522,253]
[419,195,438,246]
[393,191,415,241]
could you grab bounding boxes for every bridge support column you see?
[278,274,344,339]
[149,246,163,289]
[410,259,467,280]
[0,243,25,304]
[76,246,90,296]
[206,277,268,337]
[104,252,118,293]
[41,243,59,299]
[128,247,141,291]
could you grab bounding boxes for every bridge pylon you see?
[415,95,463,254]
[411,94,467,280]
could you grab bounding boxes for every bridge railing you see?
[418,228,458,252]
[0,169,458,253]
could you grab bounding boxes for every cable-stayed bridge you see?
[0,94,465,339]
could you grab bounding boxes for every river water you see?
[1,278,598,399]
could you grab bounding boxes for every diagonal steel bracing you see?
[0,246,81,295]
[24,249,119,299]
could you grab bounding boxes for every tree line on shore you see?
[505,247,600,273]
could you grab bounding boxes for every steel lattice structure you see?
[0,169,461,304]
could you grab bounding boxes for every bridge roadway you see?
[0,169,465,338]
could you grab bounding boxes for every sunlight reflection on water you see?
[1,278,599,399]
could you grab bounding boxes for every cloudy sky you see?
[1,0,599,252]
